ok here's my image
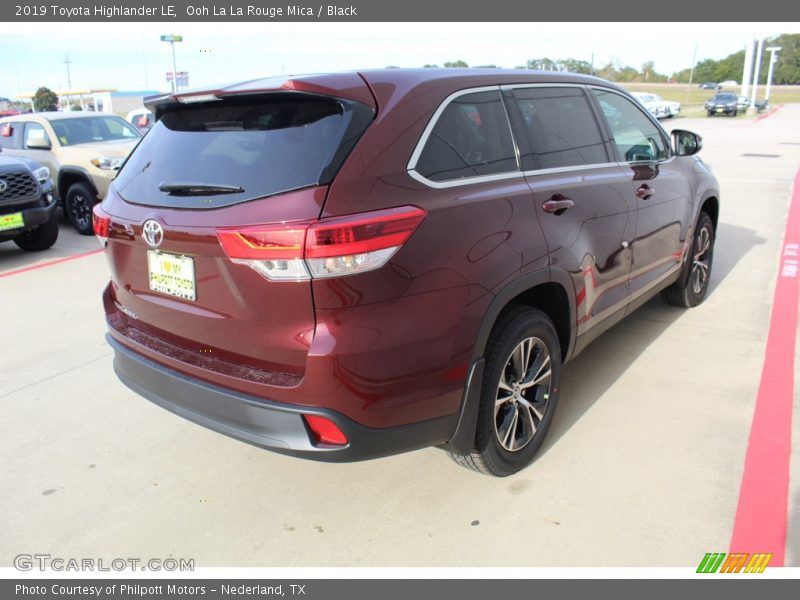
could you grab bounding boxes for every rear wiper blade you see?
[158,182,244,196]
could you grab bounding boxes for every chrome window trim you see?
[499,82,588,92]
[523,162,624,178]
[407,82,674,190]
[407,168,526,189]
[587,84,673,159]
[407,85,524,188]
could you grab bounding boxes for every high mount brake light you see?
[216,206,426,281]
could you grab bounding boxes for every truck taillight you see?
[216,206,426,281]
[92,204,111,246]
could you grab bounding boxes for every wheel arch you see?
[448,268,576,454]
[57,167,98,205]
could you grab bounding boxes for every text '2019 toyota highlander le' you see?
[95,70,719,476]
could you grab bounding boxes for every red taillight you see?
[217,223,309,260]
[305,207,426,258]
[92,203,111,245]
[303,415,348,446]
[216,206,426,281]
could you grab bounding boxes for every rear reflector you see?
[92,204,111,246]
[303,415,348,446]
[216,206,425,281]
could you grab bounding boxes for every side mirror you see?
[672,129,702,156]
[26,138,52,150]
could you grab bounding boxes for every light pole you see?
[63,54,73,88]
[741,38,754,99]
[748,37,764,113]
[160,34,183,93]
[765,46,781,104]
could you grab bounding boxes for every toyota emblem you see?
[0,179,7,194]
[142,219,164,248]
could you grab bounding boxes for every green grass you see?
[621,82,800,119]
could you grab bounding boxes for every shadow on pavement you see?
[540,222,764,455]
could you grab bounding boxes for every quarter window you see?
[592,89,668,162]
[414,90,517,183]
[511,87,608,170]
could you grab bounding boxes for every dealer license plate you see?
[0,212,24,232]
[147,250,196,301]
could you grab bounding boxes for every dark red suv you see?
[95,69,719,476]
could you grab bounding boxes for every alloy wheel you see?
[494,336,552,452]
[691,224,712,295]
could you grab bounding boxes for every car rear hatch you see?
[100,84,375,380]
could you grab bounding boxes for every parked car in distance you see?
[699,82,718,90]
[631,92,666,118]
[631,92,680,119]
[0,112,142,234]
[126,108,154,133]
[705,92,739,116]
[96,69,720,476]
[737,96,751,111]
[0,148,59,251]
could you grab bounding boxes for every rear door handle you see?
[542,196,574,215]
[636,184,654,199]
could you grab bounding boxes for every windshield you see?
[49,116,141,146]
[114,94,373,209]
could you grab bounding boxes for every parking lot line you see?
[729,166,800,565]
[754,104,785,124]
[0,247,104,279]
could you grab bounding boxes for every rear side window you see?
[592,89,668,162]
[114,94,373,209]
[511,87,608,171]
[414,90,517,183]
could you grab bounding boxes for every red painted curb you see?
[753,103,784,124]
[0,248,104,279]
[729,167,800,565]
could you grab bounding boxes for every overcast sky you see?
[2,22,797,98]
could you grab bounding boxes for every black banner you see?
[2,0,797,22]
[5,579,800,600]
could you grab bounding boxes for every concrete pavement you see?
[1,107,799,567]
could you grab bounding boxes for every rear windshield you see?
[49,116,141,146]
[114,94,373,209]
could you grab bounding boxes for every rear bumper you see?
[108,334,457,462]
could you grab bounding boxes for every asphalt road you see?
[2,106,799,568]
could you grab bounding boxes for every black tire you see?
[449,306,562,477]
[65,182,96,235]
[661,212,715,308]
[13,215,59,251]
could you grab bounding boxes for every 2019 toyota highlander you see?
[95,69,719,476]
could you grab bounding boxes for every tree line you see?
[413,33,800,85]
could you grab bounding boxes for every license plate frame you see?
[147,250,197,301]
[0,212,24,232]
